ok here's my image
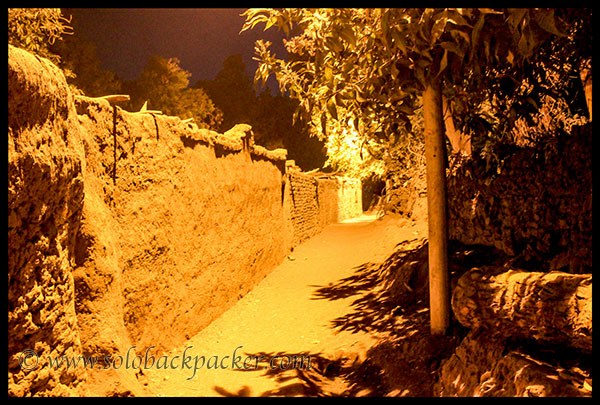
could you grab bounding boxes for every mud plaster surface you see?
[135,214,426,396]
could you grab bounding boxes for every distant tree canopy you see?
[196,55,326,170]
[195,54,257,133]
[8,9,222,130]
[51,33,123,96]
[123,55,224,130]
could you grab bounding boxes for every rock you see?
[436,330,591,397]
[446,126,592,273]
[452,268,592,353]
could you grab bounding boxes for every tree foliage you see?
[125,55,224,129]
[252,89,327,171]
[52,33,123,96]
[243,8,585,335]
[195,54,258,133]
[196,55,326,170]
[469,9,592,149]
[242,8,586,178]
[8,8,73,66]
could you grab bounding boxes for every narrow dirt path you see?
[141,213,427,396]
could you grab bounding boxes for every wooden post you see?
[423,79,450,335]
[112,105,117,185]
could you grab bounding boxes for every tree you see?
[447,9,592,153]
[253,89,327,170]
[243,8,575,335]
[126,55,223,129]
[8,8,72,66]
[52,33,123,97]
[195,54,258,132]
[196,54,326,170]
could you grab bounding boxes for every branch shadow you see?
[214,238,509,397]
[213,349,389,397]
[314,238,510,336]
[310,238,510,396]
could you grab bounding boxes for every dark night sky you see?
[67,8,288,89]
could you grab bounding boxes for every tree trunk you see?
[452,268,592,353]
[579,58,592,122]
[423,79,450,335]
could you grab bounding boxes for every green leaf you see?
[355,84,369,103]
[478,8,503,15]
[381,10,390,39]
[324,65,333,84]
[242,11,270,33]
[450,29,471,48]
[281,18,290,37]
[437,48,448,77]
[444,9,472,28]
[398,104,415,115]
[483,33,491,61]
[471,14,486,55]
[342,58,354,75]
[508,8,528,29]
[440,40,461,57]
[431,16,448,45]
[264,16,275,30]
[517,25,534,58]
[391,27,408,55]
[327,97,338,120]
[325,36,343,53]
[293,107,301,125]
[390,62,399,79]
[338,26,356,48]
[506,49,514,65]
[534,9,566,37]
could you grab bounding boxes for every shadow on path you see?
[214,238,508,397]
[213,349,388,397]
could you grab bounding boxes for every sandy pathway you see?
[141,213,426,396]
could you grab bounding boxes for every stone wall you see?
[438,125,593,397]
[286,172,362,247]
[337,177,363,221]
[447,123,592,274]
[287,172,321,246]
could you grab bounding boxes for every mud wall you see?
[447,124,592,274]
[8,45,87,396]
[8,46,362,396]
[8,46,290,396]
[286,172,362,247]
[75,96,290,352]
